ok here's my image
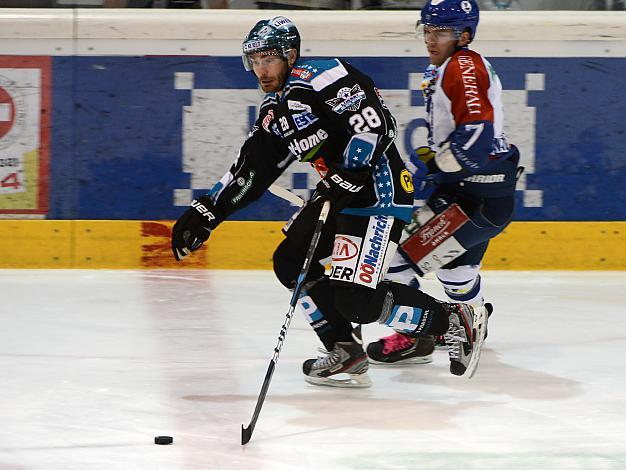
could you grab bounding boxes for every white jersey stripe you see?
[310,59,349,92]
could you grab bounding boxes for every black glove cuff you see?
[192,195,224,231]
[332,164,370,185]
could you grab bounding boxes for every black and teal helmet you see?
[242,16,301,71]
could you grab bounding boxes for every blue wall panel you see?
[48,56,626,221]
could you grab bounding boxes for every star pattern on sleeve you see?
[373,156,395,209]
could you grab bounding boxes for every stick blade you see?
[241,424,253,445]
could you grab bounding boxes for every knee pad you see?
[273,239,302,289]
[273,238,326,289]
[334,282,449,336]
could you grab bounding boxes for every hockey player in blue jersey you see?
[366,0,521,367]
[171,16,487,386]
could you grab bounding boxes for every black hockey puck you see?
[154,436,173,445]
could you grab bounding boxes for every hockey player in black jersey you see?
[171,16,487,386]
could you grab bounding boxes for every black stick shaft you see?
[241,200,331,445]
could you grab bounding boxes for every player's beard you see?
[258,67,290,93]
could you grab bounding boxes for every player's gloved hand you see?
[313,165,370,211]
[171,195,223,261]
[410,146,439,175]
[410,146,437,205]
[412,146,436,165]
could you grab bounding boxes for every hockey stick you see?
[268,184,305,207]
[241,199,331,445]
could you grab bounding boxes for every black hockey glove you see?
[171,195,223,261]
[313,165,370,211]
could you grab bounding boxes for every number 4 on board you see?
[1,172,20,189]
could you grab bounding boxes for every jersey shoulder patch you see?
[289,58,348,92]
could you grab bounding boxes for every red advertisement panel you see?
[0,56,50,216]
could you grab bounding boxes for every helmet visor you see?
[242,45,292,72]
[242,39,268,71]
[416,21,461,43]
[242,50,287,72]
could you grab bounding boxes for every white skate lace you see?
[445,308,468,361]
[445,325,463,360]
[312,347,341,369]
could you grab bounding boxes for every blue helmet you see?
[242,16,301,71]
[420,0,480,41]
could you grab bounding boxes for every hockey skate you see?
[302,339,371,388]
[367,333,434,365]
[444,303,488,378]
[436,303,493,349]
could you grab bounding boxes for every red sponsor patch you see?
[0,56,50,215]
[400,204,469,263]
[333,236,359,261]
[311,157,328,177]
[291,68,313,81]
[262,109,274,132]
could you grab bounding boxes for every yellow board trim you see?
[483,221,626,270]
[0,220,624,270]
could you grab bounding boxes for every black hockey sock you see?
[305,277,354,350]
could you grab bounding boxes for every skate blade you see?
[368,355,433,366]
[466,305,488,379]
[304,373,372,388]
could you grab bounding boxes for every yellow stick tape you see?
[0,220,624,270]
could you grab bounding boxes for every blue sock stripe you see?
[445,280,482,302]
[438,278,475,287]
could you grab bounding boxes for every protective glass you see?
[242,49,286,71]
[415,22,460,43]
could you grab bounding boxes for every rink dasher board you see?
[0,39,624,58]
[0,10,624,269]
[0,220,624,270]
[0,9,625,57]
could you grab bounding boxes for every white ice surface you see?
[1,270,625,470]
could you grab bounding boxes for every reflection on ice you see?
[0,270,625,470]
